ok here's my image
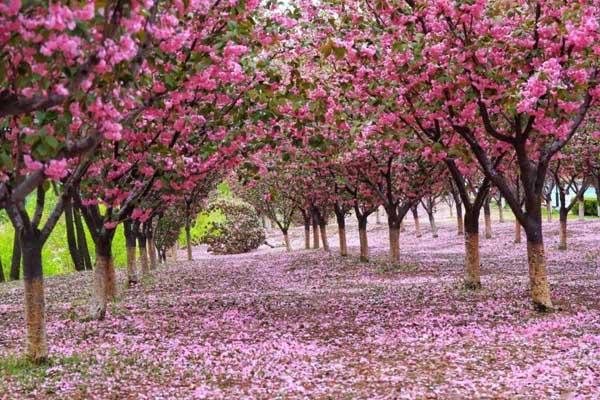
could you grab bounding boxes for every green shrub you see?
[179,208,225,246]
[203,198,265,254]
[571,198,599,216]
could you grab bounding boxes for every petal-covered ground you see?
[1,213,600,399]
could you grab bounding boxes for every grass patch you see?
[0,192,127,279]
[0,354,50,378]
[375,261,420,274]
[0,353,90,392]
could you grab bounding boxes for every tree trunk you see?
[312,217,320,249]
[514,220,522,244]
[497,198,505,223]
[558,210,568,251]
[10,233,21,280]
[358,218,369,262]
[464,213,481,290]
[145,221,157,270]
[0,257,4,282]
[283,231,291,251]
[546,199,553,223]
[399,220,405,232]
[375,207,381,225]
[73,206,92,271]
[427,212,438,238]
[91,234,116,320]
[185,217,193,261]
[147,235,157,270]
[412,207,422,238]
[526,240,553,311]
[335,212,347,257]
[483,198,492,239]
[389,226,400,263]
[304,226,310,250]
[64,198,84,271]
[578,198,585,221]
[138,233,149,276]
[123,221,137,286]
[448,201,453,218]
[303,213,311,250]
[456,202,464,235]
[21,232,47,363]
[319,223,330,251]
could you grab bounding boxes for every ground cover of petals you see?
[1,215,600,399]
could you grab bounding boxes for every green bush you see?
[571,198,599,216]
[203,198,265,254]
[179,208,225,247]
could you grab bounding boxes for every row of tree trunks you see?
[138,230,149,277]
[90,219,159,321]
[124,221,138,286]
[147,227,157,270]
[64,197,92,272]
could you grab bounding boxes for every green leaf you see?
[332,46,346,60]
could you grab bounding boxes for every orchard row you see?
[1,0,599,364]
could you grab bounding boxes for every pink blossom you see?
[74,2,94,21]
[0,0,20,16]
[101,121,123,141]
[53,84,69,96]
[223,42,249,59]
[45,158,69,180]
[23,155,43,172]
